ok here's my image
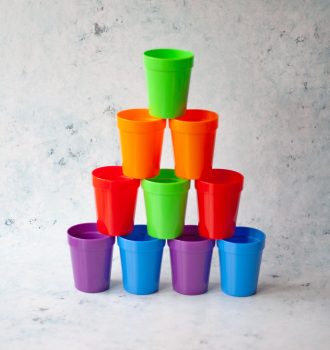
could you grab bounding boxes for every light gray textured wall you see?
[1,0,329,274]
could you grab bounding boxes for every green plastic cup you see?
[142,169,190,239]
[144,48,194,119]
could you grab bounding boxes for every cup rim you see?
[195,169,244,192]
[117,109,164,123]
[67,223,115,248]
[117,109,166,133]
[170,109,218,124]
[169,109,218,133]
[92,166,140,188]
[144,48,194,61]
[144,48,194,71]
[218,226,266,253]
[168,225,215,252]
[118,225,165,252]
[142,169,190,194]
[119,225,159,243]
[143,168,189,184]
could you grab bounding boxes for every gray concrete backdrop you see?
[0,0,329,275]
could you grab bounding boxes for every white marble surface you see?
[1,230,330,350]
[0,0,329,349]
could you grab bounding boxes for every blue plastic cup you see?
[118,225,165,295]
[217,226,266,297]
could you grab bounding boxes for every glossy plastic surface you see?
[195,169,244,239]
[169,109,218,179]
[118,225,165,295]
[92,166,140,236]
[168,225,214,295]
[144,48,194,119]
[117,109,166,179]
[67,223,115,293]
[217,226,266,297]
[142,169,190,239]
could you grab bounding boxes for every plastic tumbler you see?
[169,109,219,179]
[92,166,140,236]
[168,225,215,295]
[144,48,194,119]
[67,223,115,293]
[117,109,166,179]
[195,169,244,239]
[142,169,190,239]
[118,225,165,295]
[217,226,266,297]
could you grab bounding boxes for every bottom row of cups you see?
[68,224,266,297]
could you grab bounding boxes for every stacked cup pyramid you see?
[67,48,266,297]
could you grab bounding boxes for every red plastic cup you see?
[92,166,140,236]
[195,169,244,240]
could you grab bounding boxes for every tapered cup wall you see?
[67,223,115,293]
[217,226,266,297]
[195,169,244,239]
[92,166,140,236]
[169,109,218,179]
[142,169,190,239]
[118,225,165,295]
[117,109,166,179]
[168,225,214,295]
[144,48,194,119]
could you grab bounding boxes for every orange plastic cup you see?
[117,109,166,179]
[169,109,219,179]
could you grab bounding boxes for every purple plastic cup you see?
[168,225,215,295]
[67,223,115,293]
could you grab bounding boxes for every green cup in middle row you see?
[142,169,190,239]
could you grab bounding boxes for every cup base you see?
[124,287,159,295]
[173,287,208,296]
[74,283,110,294]
[221,287,257,297]
[148,231,181,240]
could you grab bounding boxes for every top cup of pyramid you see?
[144,48,194,119]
